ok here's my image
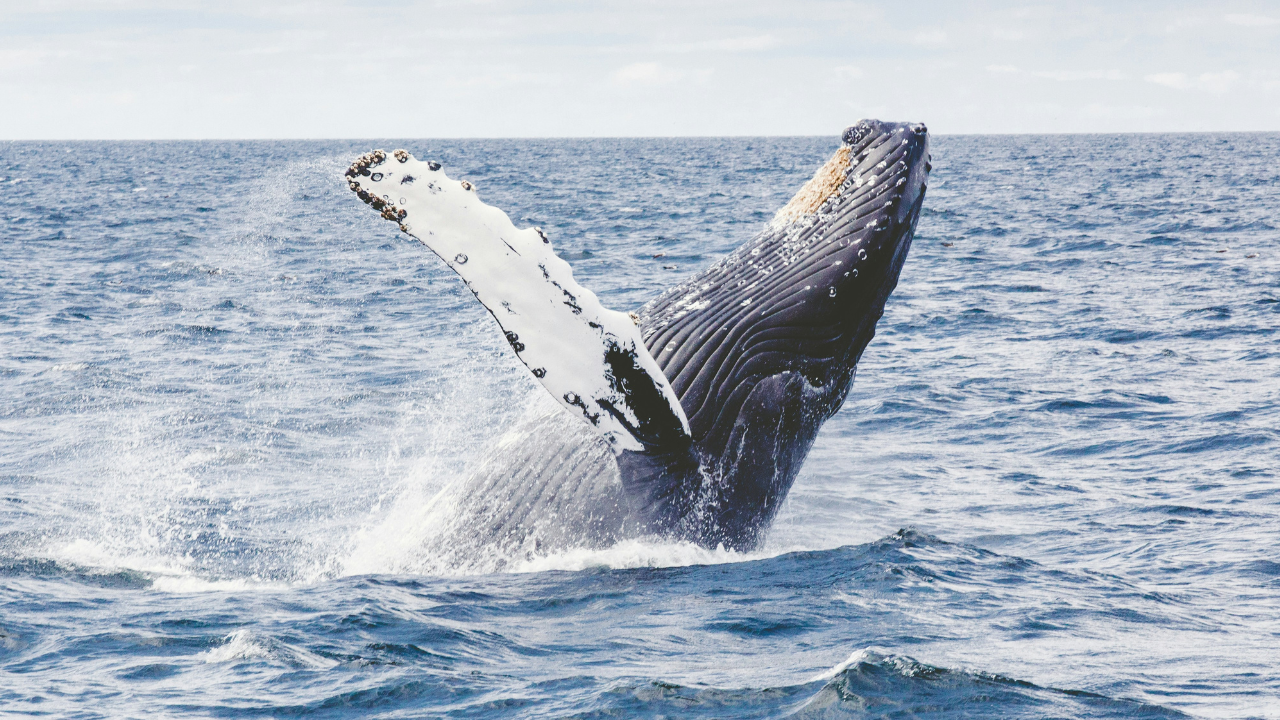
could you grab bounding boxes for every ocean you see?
[1,133,1277,718]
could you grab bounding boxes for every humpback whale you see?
[346,120,930,565]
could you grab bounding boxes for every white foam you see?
[200,630,271,664]
[339,478,462,577]
[200,630,337,668]
[809,648,889,682]
[53,537,182,577]
[151,575,288,594]
[508,538,768,573]
[47,538,290,593]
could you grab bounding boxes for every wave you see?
[370,647,1183,719]
[780,648,1187,719]
[2,538,292,593]
[0,524,1207,718]
[198,629,335,669]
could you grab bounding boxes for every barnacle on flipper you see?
[342,148,691,455]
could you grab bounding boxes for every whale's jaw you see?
[627,120,931,549]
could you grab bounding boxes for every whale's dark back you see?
[627,120,930,547]
[434,121,930,565]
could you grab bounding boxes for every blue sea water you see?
[0,132,1277,718]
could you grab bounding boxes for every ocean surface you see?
[1,132,1277,718]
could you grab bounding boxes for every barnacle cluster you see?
[346,149,478,235]
[345,149,386,179]
[346,150,409,230]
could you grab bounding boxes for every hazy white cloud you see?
[988,65,1125,81]
[1079,103,1162,120]
[1145,71,1240,93]
[0,0,1276,137]
[1224,14,1279,27]
[440,69,563,90]
[663,35,779,53]
[989,27,1029,41]
[1163,15,1207,33]
[1145,72,1190,89]
[0,47,74,69]
[913,29,948,46]
[612,62,682,87]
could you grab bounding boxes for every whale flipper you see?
[346,151,690,453]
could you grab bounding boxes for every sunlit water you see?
[1,134,1277,718]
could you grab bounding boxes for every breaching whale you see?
[346,120,930,564]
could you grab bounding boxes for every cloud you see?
[1035,70,1126,82]
[986,65,1125,81]
[1144,70,1240,93]
[611,62,682,87]
[0,47,71,71]
[1225,14,1279,27]
[1194,71,1241,93]
[1079,103,1162,120]
[912,29,947,46]
[989,27,1028,41]
[662,35,778,53]
[1146,72,1190,89]
[1163,15,1205,33]
[704,35,778,52]
[2,0,1278,137]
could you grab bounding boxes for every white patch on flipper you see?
[347,151,690,452]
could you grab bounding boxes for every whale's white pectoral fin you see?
[346,150,691,453]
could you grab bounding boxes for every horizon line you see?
[4,128,1279,142]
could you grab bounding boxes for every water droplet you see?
[370,173,383,181]
[858,248,867,260]
[828,287,837,297]
[399,197,406,204]
[532,368,546,378]
[455,253,468,264]
[564,392,580,404]
[852,268,859,277]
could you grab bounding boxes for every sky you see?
[1,0,1278,138]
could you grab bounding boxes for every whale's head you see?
[634,120,930,548]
